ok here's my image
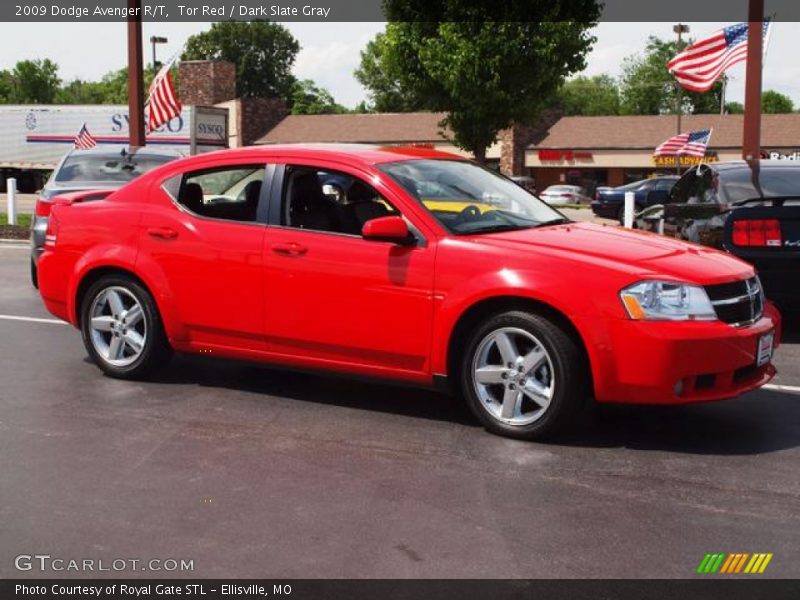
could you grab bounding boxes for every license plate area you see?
[757,331,774,367]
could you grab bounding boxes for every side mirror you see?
[361,216,413,245]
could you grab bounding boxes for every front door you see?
[262,163,436,375]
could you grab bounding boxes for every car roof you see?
[185,143,467,166]
[703,159,800,172]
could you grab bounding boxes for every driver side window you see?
[282,166,400,235]
[177,165,266,222]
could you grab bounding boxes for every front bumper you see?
[590,302,781,405]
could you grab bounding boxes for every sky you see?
[0,21,798,109]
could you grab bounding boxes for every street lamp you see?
[150,36,168,75]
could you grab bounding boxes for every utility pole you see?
[127,0,145,148]
[743,0,764,160]
[673,23,690,174]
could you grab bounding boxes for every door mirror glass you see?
[361,216,412,245]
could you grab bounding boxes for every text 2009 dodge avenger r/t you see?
[36,145,780,440]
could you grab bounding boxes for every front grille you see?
[704,277,764,326]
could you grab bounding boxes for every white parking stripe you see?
[0,314,68,325]
[763,383,800,394]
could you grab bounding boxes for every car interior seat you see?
[183,182,204,215]
[240,180,263,221]
[341,179,392,234]
[287,171,341,232]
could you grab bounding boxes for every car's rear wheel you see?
[459,310,588,440]
[80,275,171,379]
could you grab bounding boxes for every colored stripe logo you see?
[697,553,773,574]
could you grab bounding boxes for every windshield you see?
[380,159,566,235]
[55,153,173,184]
[722,167,800,204]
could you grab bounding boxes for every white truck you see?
[0,104,228,191]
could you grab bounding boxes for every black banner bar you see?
[2,579,800,600]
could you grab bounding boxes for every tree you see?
[183,21,299,101]
[354,33,429,112]
[290,79,347,115]
[357,3,601,162]
[554,74,619,116]
[55,67,156,104]
[4,59,61,103]
[724,101,744,114]
[761,90,794,113]
[619,36,724,115]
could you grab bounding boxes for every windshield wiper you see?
[530,217,572,228]
[457,224,534,235]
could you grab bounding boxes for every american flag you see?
[654,129,713,158]
[73,123,97,149]
[668,21,771,92]
[147,55,182,133]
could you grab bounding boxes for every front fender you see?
[430,269,602,376]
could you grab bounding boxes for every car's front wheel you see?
[80,274,171,379]
[460,310,588,440]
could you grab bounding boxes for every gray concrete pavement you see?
[0,245,798,579]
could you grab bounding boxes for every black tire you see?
[459,310,589,441]
[30,258,38,289]
[80,274,171,379]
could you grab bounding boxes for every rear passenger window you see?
[282,166,400,235]
[177,165,266,222]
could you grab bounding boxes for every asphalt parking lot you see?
[0,243,798,579]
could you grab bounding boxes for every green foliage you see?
[354,33,428,112]
[290,79,347,115]
[357,2,600,161]
[0,59,61,103]
[554,74,620,116]
[182,20,299,101]
[761,90,794,113]
[725,101,744,114]
[55,67,156,104]
[620,36,724,115]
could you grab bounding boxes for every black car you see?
[590,176,679,222]
[662,160,800,310]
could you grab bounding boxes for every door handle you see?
[147,227,178,240]
[271,242,308,256]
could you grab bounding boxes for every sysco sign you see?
[110,113,185,133]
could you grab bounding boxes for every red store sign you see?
[538,149,593,162]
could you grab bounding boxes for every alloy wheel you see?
[88,286,148,367]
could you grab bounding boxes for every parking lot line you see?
[0,313,68,325]
[763,383,800,394]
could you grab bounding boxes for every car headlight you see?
[620,280,717,321]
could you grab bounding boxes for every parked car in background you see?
[510,175,537,195]
[37,145,780,441]
[30,147,181,287]
[539,184,591,205]
[658,160,800,311]
[591,176,679,222]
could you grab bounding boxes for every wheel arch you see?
[444,295,595,397]
[74,266,159,329]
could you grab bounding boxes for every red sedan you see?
[37,145,780,440]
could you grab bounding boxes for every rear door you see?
[138,161,272,349]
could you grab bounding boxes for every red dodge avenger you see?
[37,145,780,440]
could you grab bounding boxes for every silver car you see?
[30,147,181,287]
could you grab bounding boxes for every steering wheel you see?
[457,205,482,222]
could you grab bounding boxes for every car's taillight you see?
[35,197,53,217]
[44,212,58,248]
[732,219,782,247]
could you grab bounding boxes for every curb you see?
[0,239,29,246]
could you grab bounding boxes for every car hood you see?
[470,221,753,285]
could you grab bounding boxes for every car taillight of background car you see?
[732,219,782,247]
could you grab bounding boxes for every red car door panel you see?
[138,184,266,349]
[263,227,435,373]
